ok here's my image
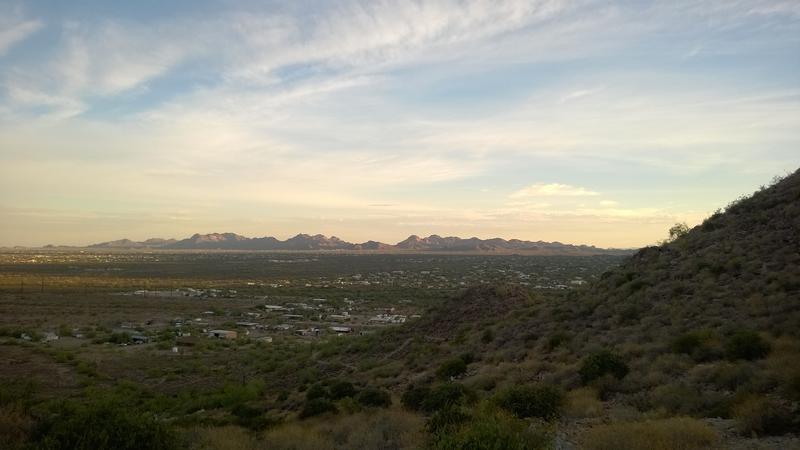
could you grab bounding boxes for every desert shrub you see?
[481,328,494,344]
[494,384,563,420]
[579,350,629,384]
[580,417,719,450]
[648,383,705,416]
[32,402,179,450]
[545,332,571,351]
[107,332,132,345]
[467,375,497,392]
[263,409,424,450]
[564,387,603,418]
[355,388,391,408]
[725,330,770,361]
[733,395,794,436]
[672,331,706,355]
[402,385,431,412]
[299,398,337,419]
[437,357,468,380]
[430,406,552,450]
[230,404,275,430]
[0,405,34,450]
[426,406,471,433]
[422,383,471,413]
[305,383,328,401]
[328,381,356,400]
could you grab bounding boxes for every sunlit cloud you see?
[0,11,42,55]
[0,0,798,247]
[510,183,600,198]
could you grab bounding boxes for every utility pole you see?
[41,277,44,294]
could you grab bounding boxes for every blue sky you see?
[1,0,799,247]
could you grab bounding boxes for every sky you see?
[1,0,799,248]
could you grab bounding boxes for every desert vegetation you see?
[0,170,799,448]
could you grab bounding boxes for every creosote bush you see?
[329,381,356,400]
[437,357,468,380]
[579,350,629,384]
[733,395,795,436]
[299,398,337,419]
[355,388,391,408]
[430,405,552,450]
[494,384,563,420]
[32,402,179,450]
[725,330,771,361]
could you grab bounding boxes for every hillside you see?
[326,170,800,448]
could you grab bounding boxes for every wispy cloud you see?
[510,183,600,198]
[0,10,42,56]
[0,0,798,247]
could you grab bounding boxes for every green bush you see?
[733,395,794,436]
[426,406,470,433]
[305,383,328,401]
[356,388,391,408]
[421,384,471,414]
[672,332,704,355]
[32,402,179,450]
[494,384,563,420]
[431,406,551,450]
[579,350,629,384]
[437,358,468,380]
[107,332,132,345]
[481,329,494,344]
[300,398,337,419]
[401,385,431,412]
[329,381,356,400]
[725,330,770,361]
[545,332,571,351]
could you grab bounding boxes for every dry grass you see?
[564,387,603,419]
[580,417,721,450]
[0,405,34,450]
[189,409,424,450]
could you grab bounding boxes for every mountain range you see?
[87,233,632,255]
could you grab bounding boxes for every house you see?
[131,334,150,344]
[264,305,290,312]
[43,331,59,342]
[295,327,320,337]
[208,330,238,340]
[330,326,353,334]
[258,336,273,343]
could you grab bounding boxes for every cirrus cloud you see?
[509,183,600,198]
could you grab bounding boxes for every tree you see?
[664,222,690,244]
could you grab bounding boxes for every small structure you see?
[208,330,238,340]
[295,327,320,337]
[328,312,351,322]
[131,334,150,344]
[43,331,59,342]
[330,326,353,334]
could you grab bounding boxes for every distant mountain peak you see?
[86,232,631,255]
